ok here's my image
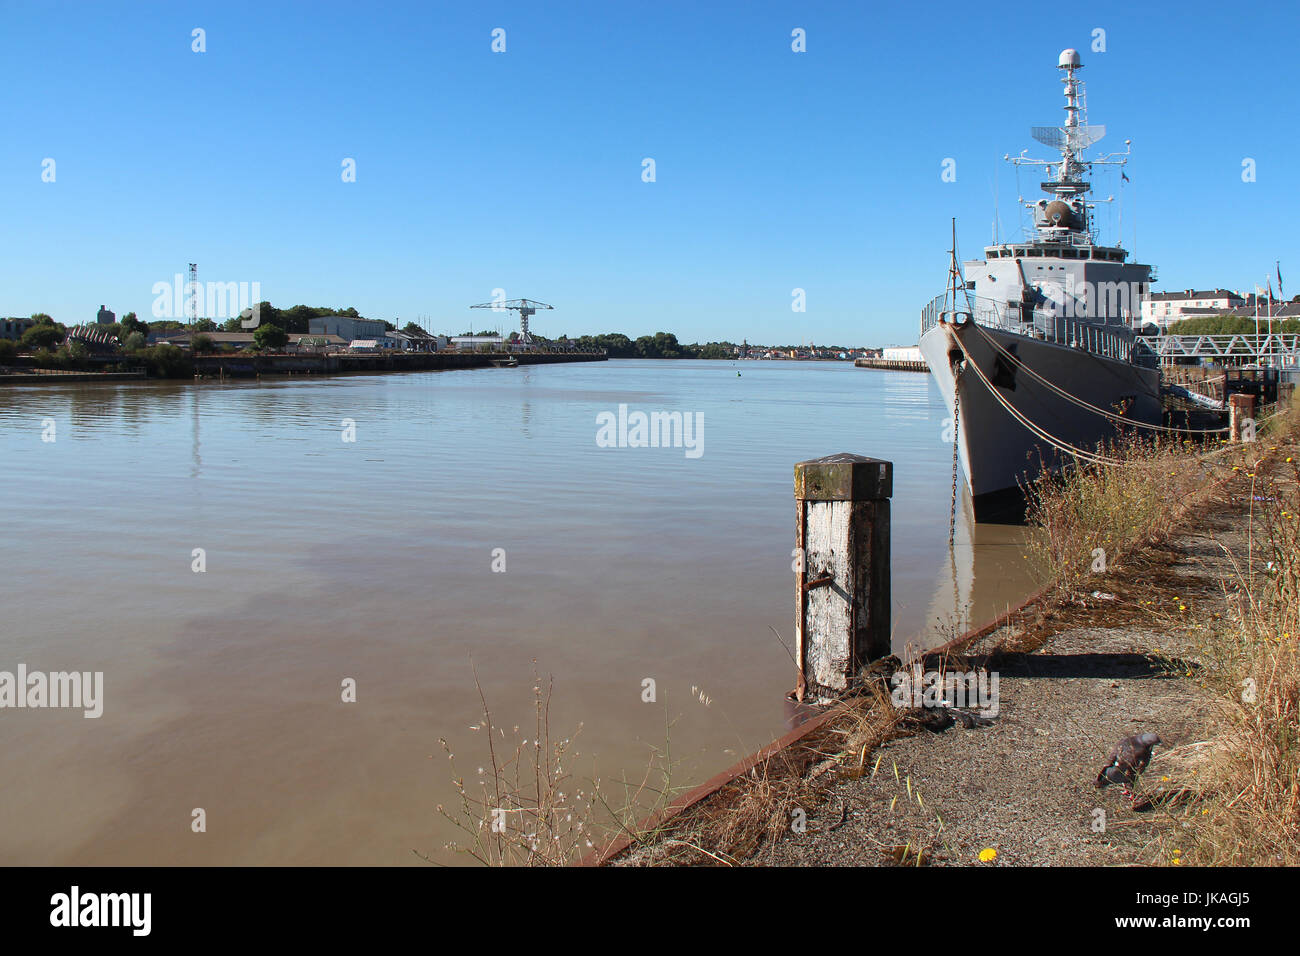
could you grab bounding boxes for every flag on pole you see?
[1279,261,1285,301]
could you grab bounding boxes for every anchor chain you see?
[948,368,962,547]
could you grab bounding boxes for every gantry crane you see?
[469,298,553,346]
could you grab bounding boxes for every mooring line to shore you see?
[967,321,1228,435]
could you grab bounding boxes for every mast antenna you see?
[188,263,199,335]
[942,218,972,320]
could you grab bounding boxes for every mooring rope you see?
[966,321,1228,435]
[950,329,1270,470]
[950,332,1135,467]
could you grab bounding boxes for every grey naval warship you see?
[918,48,1161,519]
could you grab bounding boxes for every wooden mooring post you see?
[793,453,892,703]
[1229,393,1256,442]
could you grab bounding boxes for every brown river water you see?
[0,359,1033,864]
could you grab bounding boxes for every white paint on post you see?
[794,453,892,703]
[802,499,852,694]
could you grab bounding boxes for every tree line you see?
[561,332,734,359]
[1166,315,1300,335]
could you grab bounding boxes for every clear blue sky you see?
[2,0,1296,346]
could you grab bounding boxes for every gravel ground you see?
[759,494,1254,867]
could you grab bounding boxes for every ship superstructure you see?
[918,48,1162,516]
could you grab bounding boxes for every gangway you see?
[1147,333,1300,367]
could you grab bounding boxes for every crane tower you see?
[469,298,553,347]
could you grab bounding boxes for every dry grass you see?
[1008,397,1299,867]
[1171,404,1300,865]
[1022,398,1300,866]
[615,686,903,866]
[426,660,681,866]
[1022,431,1243,597]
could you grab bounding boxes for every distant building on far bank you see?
[290,333,348,352]
[450,335,503,351]
[386,328,442,352]
[1140,289,1245,329]
[308,315,387,341]
[1,317,37,340]
[153,331,258,350]
[97,305,116,325]
[881,345,923,363]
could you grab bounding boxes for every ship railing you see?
[921,290,1155,366]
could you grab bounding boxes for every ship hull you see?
[919,320,1162,518]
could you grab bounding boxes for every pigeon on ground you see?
[1095,732,1161,795]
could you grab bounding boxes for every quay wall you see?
[0,369,148,384]
[854,357,928,372]
[191,350,606,377]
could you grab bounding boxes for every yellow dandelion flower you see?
[978,847,997,863]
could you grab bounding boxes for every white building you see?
[1140,289,1245,330]
[881,345,923,363]
[451,335,503,351]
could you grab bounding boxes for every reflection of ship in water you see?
[901,483,1036,659]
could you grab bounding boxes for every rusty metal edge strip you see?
[583,461,1249,867]
[578,700,851,866]
[581,584,1045,868]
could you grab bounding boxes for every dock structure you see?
[188,349,605,378]
[793,453,892,703]
[0,369,147,384]
[856,344,927,372]
[854,356,928,372]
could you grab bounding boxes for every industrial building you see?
[307,315,388,341]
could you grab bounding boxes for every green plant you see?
[133,344,191,378]
[21,322,64,351]
[253,323,288,351]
